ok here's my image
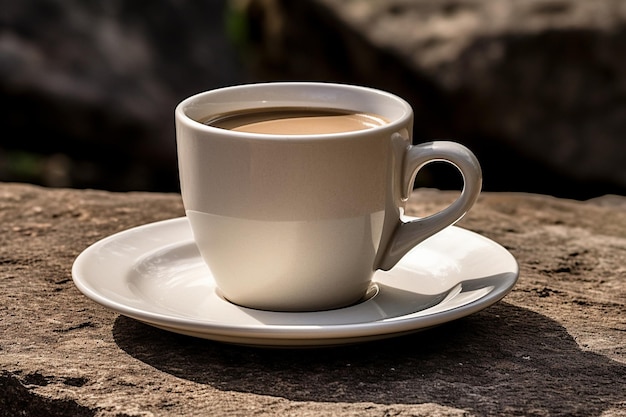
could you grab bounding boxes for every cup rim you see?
[175,82,413,141]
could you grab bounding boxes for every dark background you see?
[1,0,625,200]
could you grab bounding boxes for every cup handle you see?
[377,140,482,271]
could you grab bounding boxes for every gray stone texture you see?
[0,183,624,416]
[240,0,626,198]
[0,0,246,191]
[2,0,626,199]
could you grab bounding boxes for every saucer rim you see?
[72,217,519,345]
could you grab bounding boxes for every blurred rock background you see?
[0,0,247,191]
[1,0,625,199]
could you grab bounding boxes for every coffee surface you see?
[206,108,388,135]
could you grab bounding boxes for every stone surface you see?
[0,182,625,416]
[240,0,626,198]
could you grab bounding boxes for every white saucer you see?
[72,217,518,347]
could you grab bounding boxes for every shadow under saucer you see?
[113,302,626,416]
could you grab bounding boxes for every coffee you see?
[205,108,388,135]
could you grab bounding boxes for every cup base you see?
[215,283,380,313]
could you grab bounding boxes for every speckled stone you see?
[0,183,624,416]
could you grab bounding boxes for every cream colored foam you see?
[210,110,388,135]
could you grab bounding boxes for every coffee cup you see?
[175,82,482,312]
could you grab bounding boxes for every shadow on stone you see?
[0,372,94,417]
[113,302,626,415]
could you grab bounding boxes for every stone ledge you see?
[0,182,624,416]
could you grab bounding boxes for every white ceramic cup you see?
[175,82,482,311]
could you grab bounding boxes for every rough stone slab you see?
[0,182,625,416]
